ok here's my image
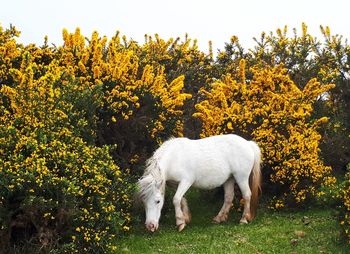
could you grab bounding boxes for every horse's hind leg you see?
[236,179,252,224]
[213,177,235,223]
[181,197,191,224]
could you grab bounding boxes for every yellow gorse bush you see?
[217,24,350,170]
[57,29,192,166]
[59,28,191,120]
[134,33,215,138]
[0,47,131,253]
[193,60,336,206]
[338,165,350,243]
[0,25,192,253]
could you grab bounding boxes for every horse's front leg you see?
[173,181,192,232]
[213,177,235,223]
[167,181,191,224]
[181,197,191,224]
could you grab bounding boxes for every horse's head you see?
[138,175,165,232]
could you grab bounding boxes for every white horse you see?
[137,134,262,232]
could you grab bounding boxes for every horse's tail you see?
[249,141,262,220]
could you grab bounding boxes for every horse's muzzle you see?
[145,222,158,232]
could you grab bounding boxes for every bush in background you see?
[57,29,192,173]
[0,49,132,253]
[338,163,350,243]
[216,23,350,170]
[193,60,336,207]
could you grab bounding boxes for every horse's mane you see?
[138,154,166,201]
[138,137,183,201]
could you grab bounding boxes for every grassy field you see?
[119,190,349,254]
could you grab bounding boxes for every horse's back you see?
[193,134,255,177]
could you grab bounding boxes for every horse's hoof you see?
[178,223,186,232]
[212,217,221,224]
[213,214,227,224]
[239,219,248,224]
[184,214,191,224]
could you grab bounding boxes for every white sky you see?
[1,0,349,53]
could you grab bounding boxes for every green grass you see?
[119,190,349,254]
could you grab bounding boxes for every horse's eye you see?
[156,200,160,204]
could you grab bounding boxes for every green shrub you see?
[339,163,350,244]
[0,54,132,253]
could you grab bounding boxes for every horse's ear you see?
[155,180,163,190]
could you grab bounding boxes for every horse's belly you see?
[192,170,231,190]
